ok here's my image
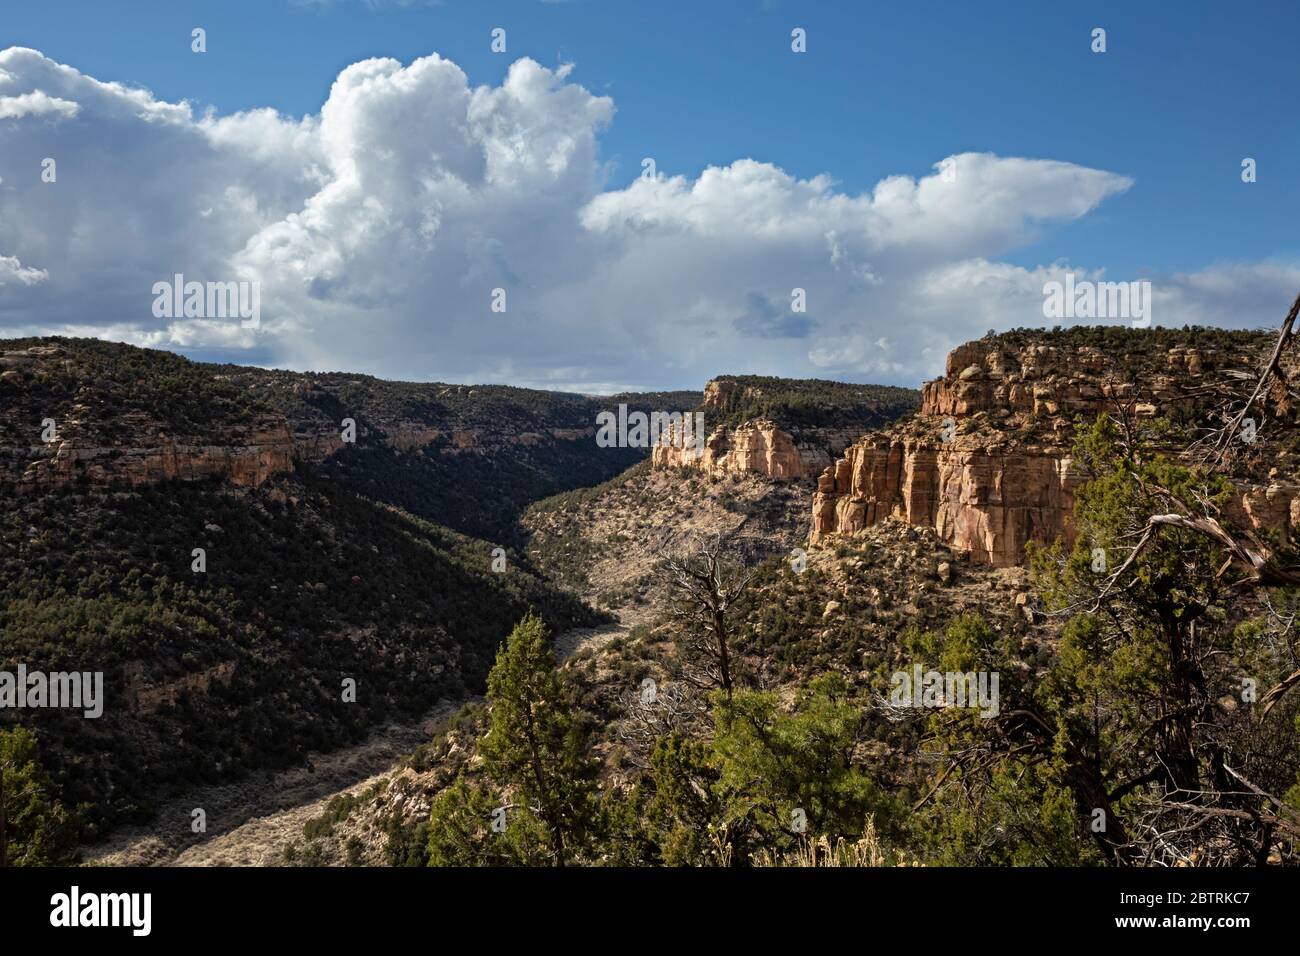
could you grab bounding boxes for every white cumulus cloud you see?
[0,254,48,285]
[0,45,1290,391]
[0,89,79,120]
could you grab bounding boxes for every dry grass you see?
[755,818,921,868]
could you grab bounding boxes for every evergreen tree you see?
[425,773,551,866]
[478,612,599,866]
[645,733,724,866]
[710,674,900,864]
[594,783,656,866]
[0,726,79,867]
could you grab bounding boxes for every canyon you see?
[5,327,1297,865]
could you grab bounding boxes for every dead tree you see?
[659,536,757,699]
[616,681,708,767]
[1209,288,1300,467]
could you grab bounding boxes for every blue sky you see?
[1,0,1298,389]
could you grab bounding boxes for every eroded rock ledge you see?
[651,377,910,480]
[6,420,302,493]
[812,333,1298,567]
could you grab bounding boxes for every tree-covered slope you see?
[0,470,603,839]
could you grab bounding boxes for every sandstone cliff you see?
[8,419,302,493]
[652,418,862,479]
[812,329,1298,567]
[652,375,918,480]
[0,343,306,491]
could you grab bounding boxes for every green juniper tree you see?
[426,773,552,866]
[476,612,599,866]
[644,732,724,866]
[904,616,1099,866]
[639,674,902,866]
[0,726,79,867]
[712,673,897,861]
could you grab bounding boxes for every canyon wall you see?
[652,418,861,479]
[0,342,606,494]
[812,438,1078,566]
[4,419,605,494]
[8,420,301,493]
[812,333,1299,567]
[651,377,904,480]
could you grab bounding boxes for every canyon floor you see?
[87,700,465,867]
[523,468,811,625]
[86,622,628,867]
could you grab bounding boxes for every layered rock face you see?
[652,418,842,479]
[652,376,912,480]
[652,417,874,479]
[812,437,1078,566]
[9,419,300,493]
[4,415,605,494]
[922,339,1221,421]
[0,340,620,496]
[812,331,1296,567]
[0,343,313,492]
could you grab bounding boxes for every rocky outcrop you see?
[922,340,1223,422]
[8,419,300,493]
[654,419,802,478]
[1227,479,1300,539]
[812,331,1296,567]
[652,418,872,479]
[812,437,1079,566]
[701,378,752,410]
[652,374,913,480]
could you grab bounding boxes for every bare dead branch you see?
[1213,288,1300,466]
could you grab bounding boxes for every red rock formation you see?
[812,334,1297,567]
[652,417,875,479]
[652,374,919,481]
[9,419,300,493]
[653,419,808,478]
[812,436,1079,565]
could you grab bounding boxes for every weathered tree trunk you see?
[523,703,566,867]
[714,608,733,699]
